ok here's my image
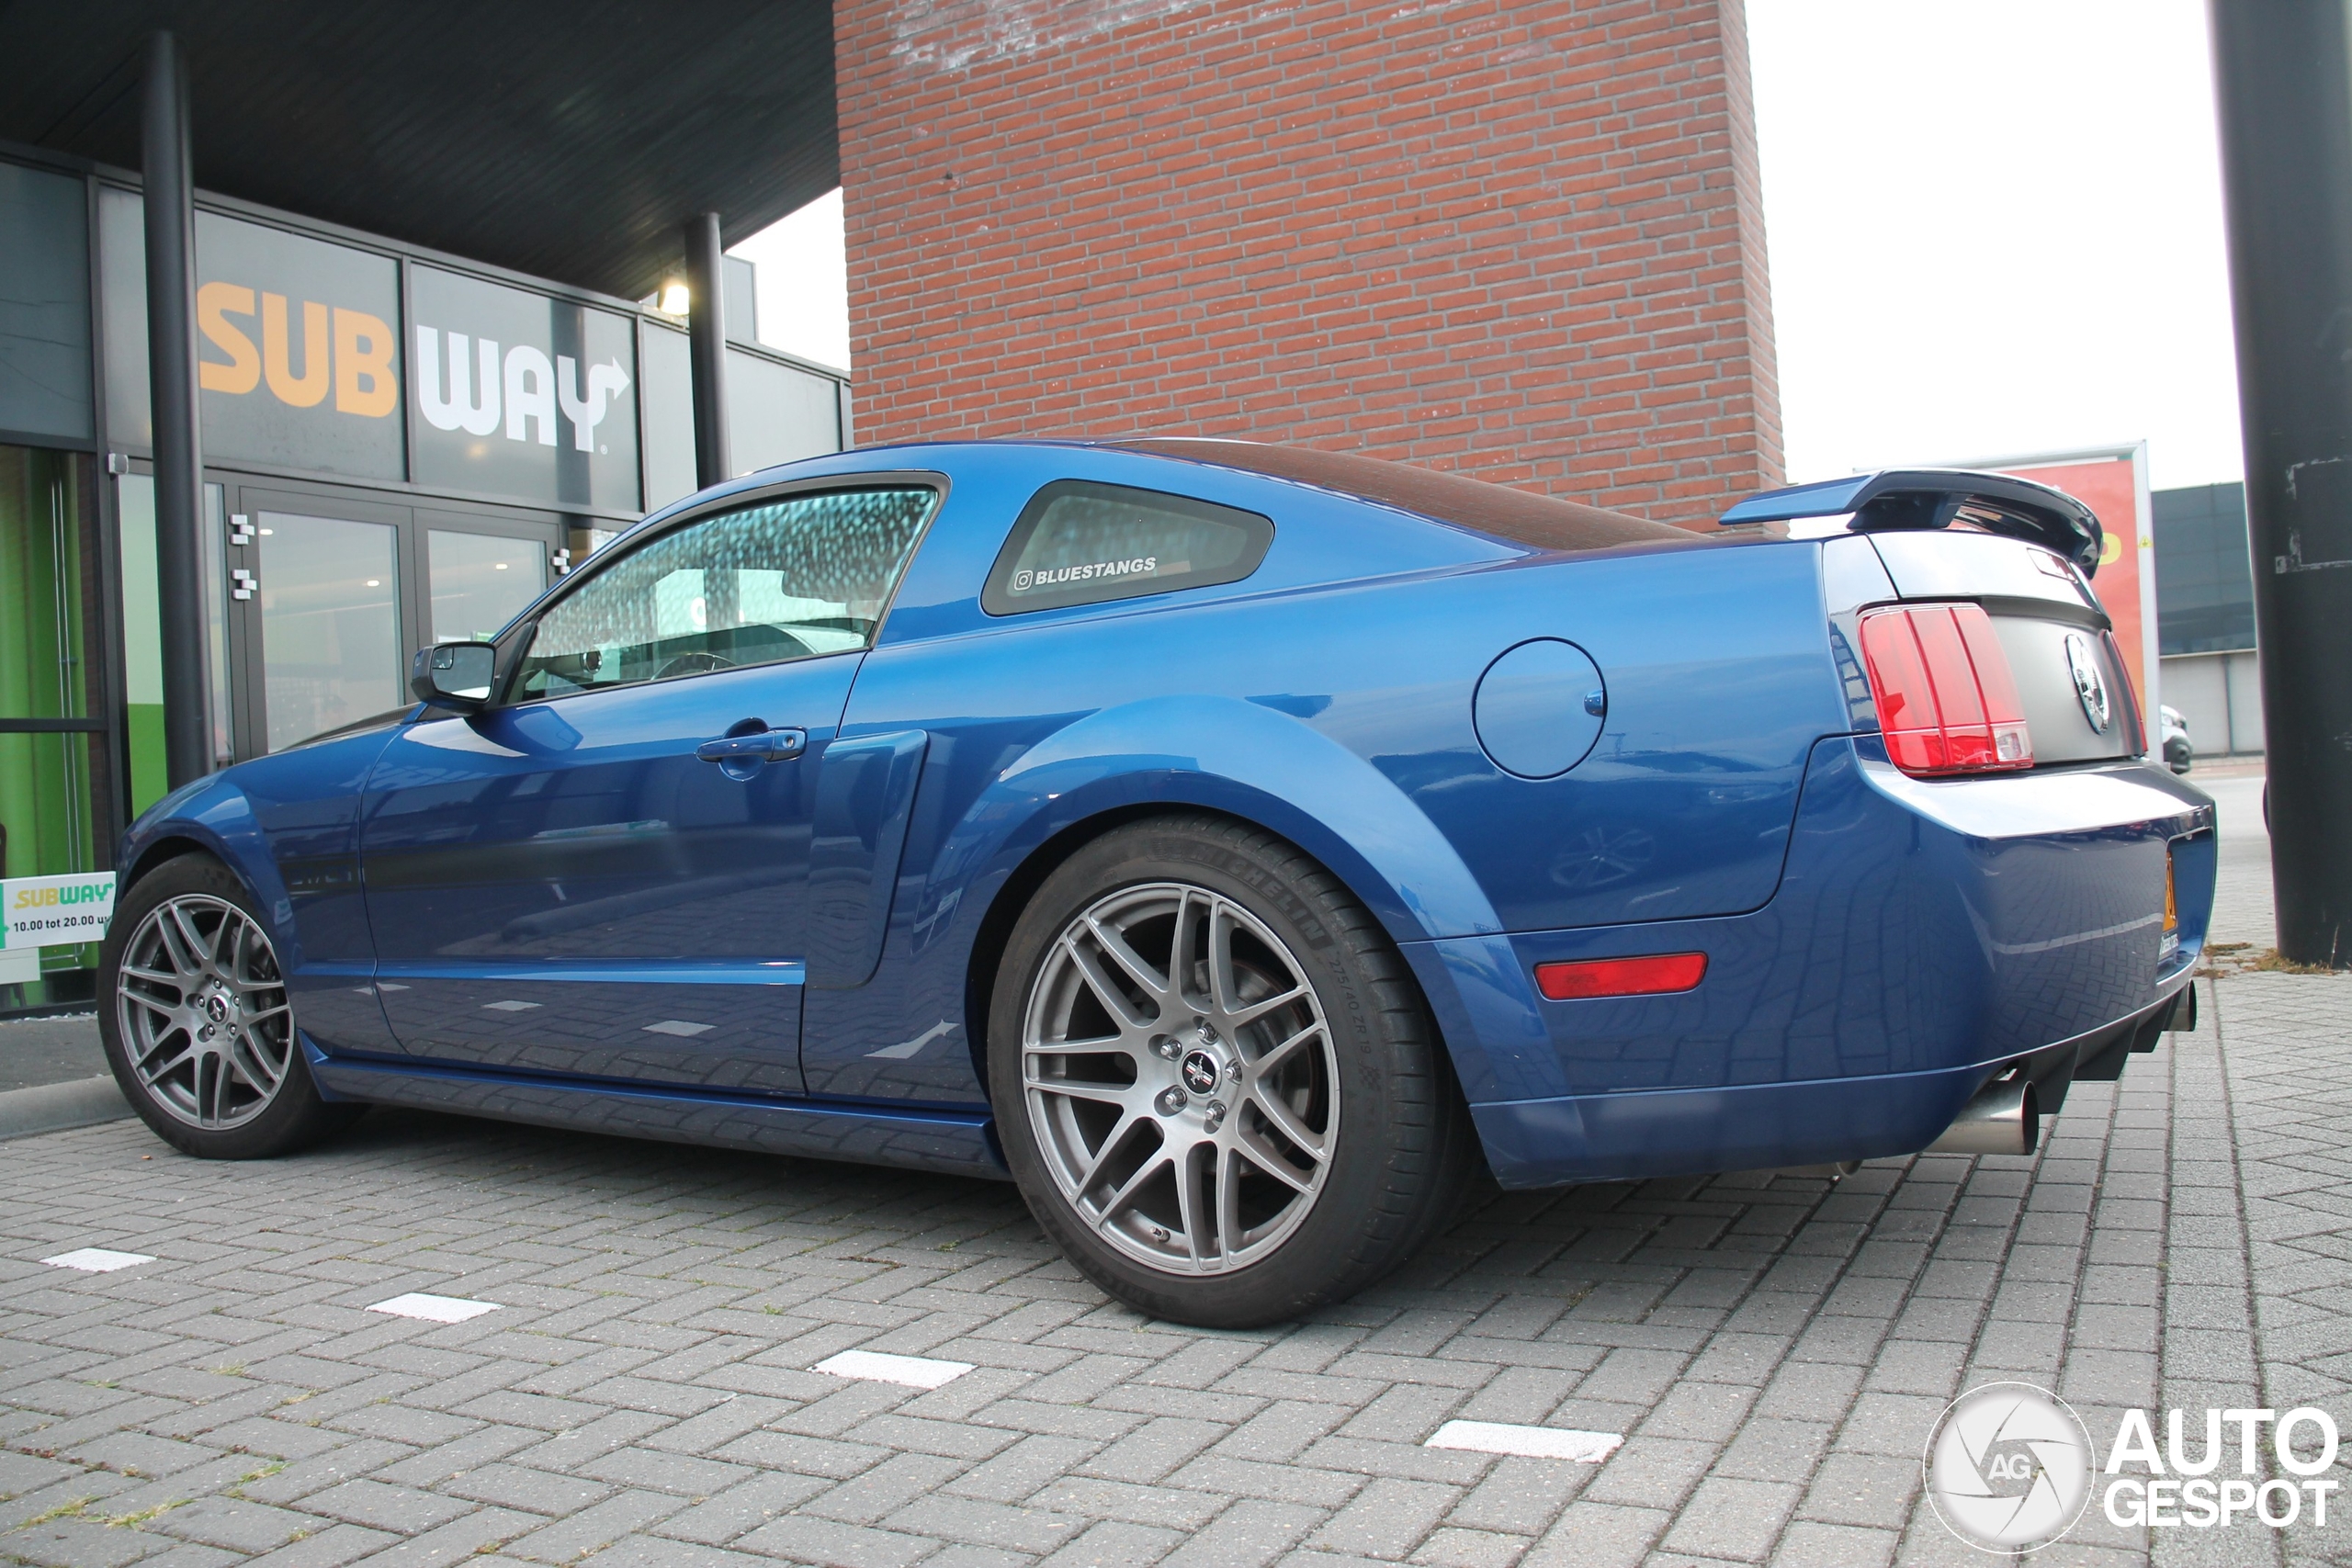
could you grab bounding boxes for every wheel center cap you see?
[1180,1049,1223,1097]
[204,993,232,1023]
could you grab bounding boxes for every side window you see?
[981,479,1274,615]
[511,486,936,701]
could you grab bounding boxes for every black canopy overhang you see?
[0,0,838,301]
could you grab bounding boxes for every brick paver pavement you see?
[2,982,2345,1565]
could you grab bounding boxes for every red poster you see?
[1987,455,2154,730]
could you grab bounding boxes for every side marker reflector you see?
[1534,952,1708,1000]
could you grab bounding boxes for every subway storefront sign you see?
[167,205,646,512]
[193,212,403,479]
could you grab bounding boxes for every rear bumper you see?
[1410,739,2215,1188]
[1462,983,2189,1185]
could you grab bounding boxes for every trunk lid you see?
[1860,529,2142,764]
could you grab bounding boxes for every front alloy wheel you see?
[117,894,293,1129]
[1022,881,1338,1274]
[100,854,360,1158]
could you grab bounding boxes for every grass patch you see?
[2198,942,2344,976]
[2248,948,2339,975]
[20,1497,95,1528]
[104,1500,187,1529]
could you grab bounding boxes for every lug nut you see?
[1155,1086,1188,1116]
[1204,1100,1227,1133]
[1151,1036,1180,1060]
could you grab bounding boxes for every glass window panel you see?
[114,473,166,807]
[0,163,93,442]
[982,480,1274,615]
[0,732,97,882]
[255,511,403,751]
[0,446,89,720]
[99,186,152,450]
[430,529,548,644]
[514,487,934,701]
[639,321,696,512]
[725,347,842,476]
[205,484,231,764]
[116,476,230,792]
[0,732,104,997]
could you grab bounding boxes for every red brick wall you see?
[836,0,1782,527]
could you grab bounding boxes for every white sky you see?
[727,188,850,371]
[731,3,2244,491]
[1747,0,2242,491]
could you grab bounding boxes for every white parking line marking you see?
[368,1292,503,1324]
[42,1248,155,1273]
[481,999,538,1012]
[643,1020,713,1037]
[814,1349,974,1389]
[1425,1421,1623,1462]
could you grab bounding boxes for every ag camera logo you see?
[1924,1382,2094,1552]
[1012,569,1034,591]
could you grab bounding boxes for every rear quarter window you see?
[981,479,1274,615]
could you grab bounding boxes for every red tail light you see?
[1534,952,1708,1000]
[1857,604,2033,776]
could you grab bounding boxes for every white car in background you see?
[2161,704,2193,773]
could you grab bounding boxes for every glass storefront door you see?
[252,511,405,752]
[211,477,564,761]
[424,520,548,644]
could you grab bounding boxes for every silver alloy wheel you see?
[1021,880,1339,1274]
[115,894,294,1130]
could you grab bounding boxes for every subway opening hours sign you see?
[3,874,118,949]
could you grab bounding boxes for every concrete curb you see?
[0,1075,130,1142]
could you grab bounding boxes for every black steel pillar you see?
[2210,4,2352,967]
[141,31,210,788]
[684,212,731,489]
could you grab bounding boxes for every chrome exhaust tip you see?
[1928,1076,2040,1156]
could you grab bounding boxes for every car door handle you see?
[695,728,806,765]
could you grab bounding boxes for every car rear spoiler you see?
[1717,469,2105,575]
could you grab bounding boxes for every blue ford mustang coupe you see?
[102,440,2213,1326]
